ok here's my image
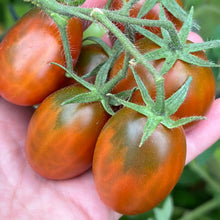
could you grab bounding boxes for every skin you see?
[0,0,219,219]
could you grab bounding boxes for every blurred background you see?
[0,0,219,219]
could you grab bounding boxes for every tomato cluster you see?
[0,1,216,216]
[109,37,216,129]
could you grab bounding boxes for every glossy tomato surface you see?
[0,7,83,106]
[25,85,109,180]
[109,0,183,41]
[65,44,108,85]
[93,107,186,215]
[109,37,216,129]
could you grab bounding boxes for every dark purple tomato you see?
[93,107,186,215]
[25,85,109,180]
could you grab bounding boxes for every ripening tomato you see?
[109,37,216,129]
[93,107,186,215]
[109,0,183,41]
[65,44,108,85]
[25,85,109,180]
[0,7,83,106]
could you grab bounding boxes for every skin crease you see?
[0,0,219,219]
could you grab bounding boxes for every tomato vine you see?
[26,0,219,137]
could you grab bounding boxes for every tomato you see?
[25,85,109,180]
[93,107,186,215]
[0,7,83,106]
[65,44,108,85]
[109,37,216,129]
[109,0,183,41]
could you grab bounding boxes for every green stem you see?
[31,0,179,43]
[189,161,220,193]
[179,196,220,220]
[91,9,166,114]
[102,52,131,94]
[51,13,73,75]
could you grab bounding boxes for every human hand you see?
[0,97,219,219]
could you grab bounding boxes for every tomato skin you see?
[109,37,216,129]
[75,44,108,81]
[93,107,186,215]
[25,85,109,180]
[65,44,108,85]
[109,0,183,41]
[0,7,83,106]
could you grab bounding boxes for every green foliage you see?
[0,0,32,30]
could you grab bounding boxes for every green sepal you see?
[95,56,115,87]
[50,62,94,90]
[95,40,124,87]
[103,51,131,93]
[159,4,170,42]
[144,48,168,61]
[178,7,194,45]
[100,98,115,115]
[82,61,106,79]
[162,0,199,30]
[165,76,192,116]
[162,115,206,129]
[130,66,154,107]
[108,88,137,106]
[61,91,100,105]
[139,117,160,147]
[107,93,152,117]
[137,0,158,19]
[185,40,220,53]
[180,54,220,68]
[160,55,177,75]
[131,25,164,47]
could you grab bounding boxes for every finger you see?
[80,0,108,30]
[81,0,108,8]
[185,98,220,164]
